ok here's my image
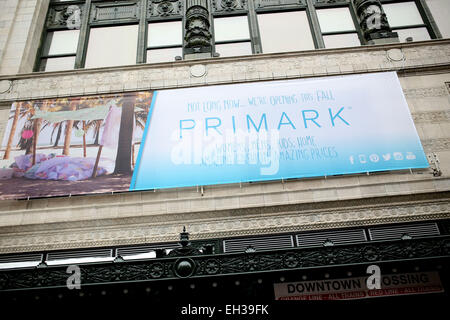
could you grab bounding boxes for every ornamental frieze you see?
[148,0,183,17]
[0,236,448,290]
[0,195,449,254]
[211,0,248,12]
[412,111,450,123]
[46,4,84,29]
[90,1,140,22]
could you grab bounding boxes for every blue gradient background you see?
[130,72,428,191]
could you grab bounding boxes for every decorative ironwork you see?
[211,0,248,12]
[200,259,220,274]
[1,236,448,291]
[184,0,212,54]
[149,262,165,278]
[283,253,299,268]
[353,0,396,43]
[46,4,84,29]
[148,0,183,17]
[90,1,140,22]
[174,258,196,277]
[167,226,205,257]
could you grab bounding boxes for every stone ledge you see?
[1,41,450,103]
[1,39,450,80]
[1,64,449,104]
[0,192,449,253]
[0,190,449,235]
[0,173,445,227]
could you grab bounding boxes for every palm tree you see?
[31,99,54,164]
[134,92,152,131]
[15,101,36,154]
[84,119,103,145]
[62,99,79,156]
[3,102,21,159]
[114,93,137,174]
[51,122,63,147]
[37,99,65,147]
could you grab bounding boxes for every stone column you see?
[184,0,212,60]
[353,0,399,45]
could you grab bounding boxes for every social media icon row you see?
[349,152,416,164]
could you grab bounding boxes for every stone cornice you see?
[0,174,445,226]
[0,192,449,253]
[1,39,450,81]
[1,40,450,103]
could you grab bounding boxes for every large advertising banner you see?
[0,92,152,200]
[0,72,428,200]
[130,72,428,191]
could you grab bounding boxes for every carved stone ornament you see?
[211,0,248,12]
[387,48,404,62]
[403,85,449,99]
[148,0,183,17]
[184,0,212,53]
[0,193,449,254]
[353,0,393,41]
[0,80,12,94]
[412,110,450,124]
[190,64,207,77]
[90,1,140,22]
[46,4,83,29]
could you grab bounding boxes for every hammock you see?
[31,104,109,122]
[29,102,119,177]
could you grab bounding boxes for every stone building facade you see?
[0,0,449,309]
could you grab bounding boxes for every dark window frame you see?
[380,0,441,40]
[253,7,317,53]
[35,0,446,72]
[83,22,141,69]
[314,2,364,49]
[38,29,79,72]
[146,13,183,64]
[36,0,85,72]
[212,12,253,57]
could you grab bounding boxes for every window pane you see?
[215,42,252,57]
[85,25,138,68]
[395,27,431,42]
[383,2,424,27]
[258,11,315,53]
[43,56,76,72]
[148,21,182,47]
[426,0,450,38]
[317,8,355,33]
[214,16,250,42]
[147,47,182,63]
[45,30,79,55]
[323,33,361,49]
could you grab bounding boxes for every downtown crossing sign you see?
[274,272,444,300]
[0,72,429,200]
[130,72,428,191]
